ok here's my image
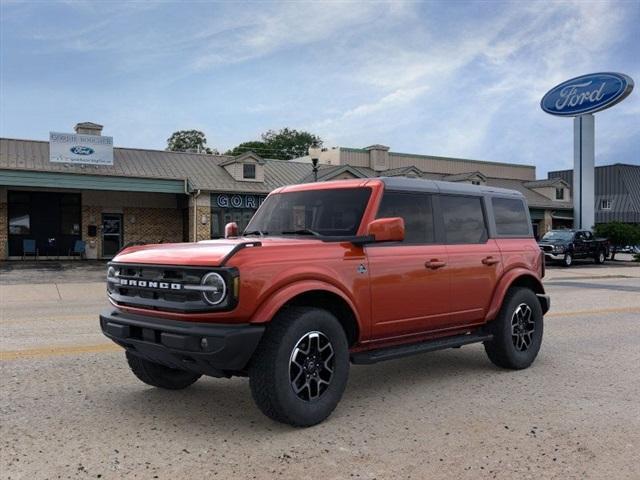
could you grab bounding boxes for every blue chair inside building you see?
[22,239,38,261]
[69,240,86,260]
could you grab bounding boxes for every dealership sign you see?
[540,72,634,231]
[541,72,634,116]
[49,132,114,165]
[214,193,266,209]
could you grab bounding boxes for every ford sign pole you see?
[574,114,595,230]
[541,72,634,230]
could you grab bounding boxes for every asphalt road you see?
[1,263,639,479]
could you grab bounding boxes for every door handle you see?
[482,256,500,266]
[425,259,446,269]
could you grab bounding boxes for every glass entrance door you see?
[102,213,123,258]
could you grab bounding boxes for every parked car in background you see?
[538,230,609,267]
[100,178,549,427]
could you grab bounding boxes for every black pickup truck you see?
[538,230,609,267]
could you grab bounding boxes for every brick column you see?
[81,205,102,259]
[542,210,553,235]
[188,194,211,242]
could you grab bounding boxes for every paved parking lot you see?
[1,261,639,479]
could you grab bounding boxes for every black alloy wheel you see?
[511,303,535,352]
[289,331,335,401]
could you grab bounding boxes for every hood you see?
[112,237,322,267]
[538,239,569,246]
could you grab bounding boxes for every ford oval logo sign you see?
[541,72,633,116]
[70,145,95,155]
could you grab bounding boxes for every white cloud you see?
[308,0,636,173]
[191,2,409,71]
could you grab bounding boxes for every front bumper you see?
[537,294,551,315]
[543,252,565,261]
[100,309,264,377]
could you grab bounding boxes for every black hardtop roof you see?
[380,176,524,198]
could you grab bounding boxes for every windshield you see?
[245,187,372,237]
[542,231,574,241]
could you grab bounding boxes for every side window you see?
[492,197,530,236]
[376,191,434,244]
[441,195,487,244]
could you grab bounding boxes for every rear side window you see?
[377,192,435,244]
[441,195,487,244]
[492,197,530,236]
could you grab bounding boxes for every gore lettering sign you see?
[541,73,634,116]
[49,132,114,165]
[214,194,266,209]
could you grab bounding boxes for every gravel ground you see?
[1,264,639,479]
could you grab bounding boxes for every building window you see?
[555,188,564,200]
[471,180,481,186]
[8,192,30,234]
[243,163,256,179]
[600,199,612,210]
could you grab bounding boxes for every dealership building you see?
[1,122,636,261]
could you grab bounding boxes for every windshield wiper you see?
[280,228,322,237]
[243,230,267,237]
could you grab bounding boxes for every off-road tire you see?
[126,352,201,390]
[248,307,350,427]
[595,250,606,264]
[484,287,543,370]
[562,253,573,267]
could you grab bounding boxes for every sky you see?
[1,0,638,177]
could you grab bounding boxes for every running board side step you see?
[350,332,493,365]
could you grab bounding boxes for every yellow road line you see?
[546,306,640,318]
[0,314,96,325]
[2,306,639,361]
[0,343,121,361]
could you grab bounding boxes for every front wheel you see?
[562,252,573,267]
[595,250,606,264]
[249,307,350,427]
[484,287,544,370]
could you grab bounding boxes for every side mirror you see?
[224,222,239,238]
[366,217,404,243]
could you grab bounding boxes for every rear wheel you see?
[249,307,349,427]
[126,352,201,390]
[484,287,543,370]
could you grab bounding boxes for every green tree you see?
[260,128,322,160]
[167,130,217,154]
[226,128,322,160]
[594,222,640,260]
[225,141,268,157]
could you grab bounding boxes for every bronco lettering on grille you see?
[120,278,182,290]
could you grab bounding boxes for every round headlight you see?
[201,272,227,305]
[107,266,116,293]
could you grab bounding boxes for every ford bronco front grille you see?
[107,263,237,313]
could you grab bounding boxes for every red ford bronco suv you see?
[100,178,549,427]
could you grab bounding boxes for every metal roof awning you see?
[0,169,186,194]
[552,213,574,220]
